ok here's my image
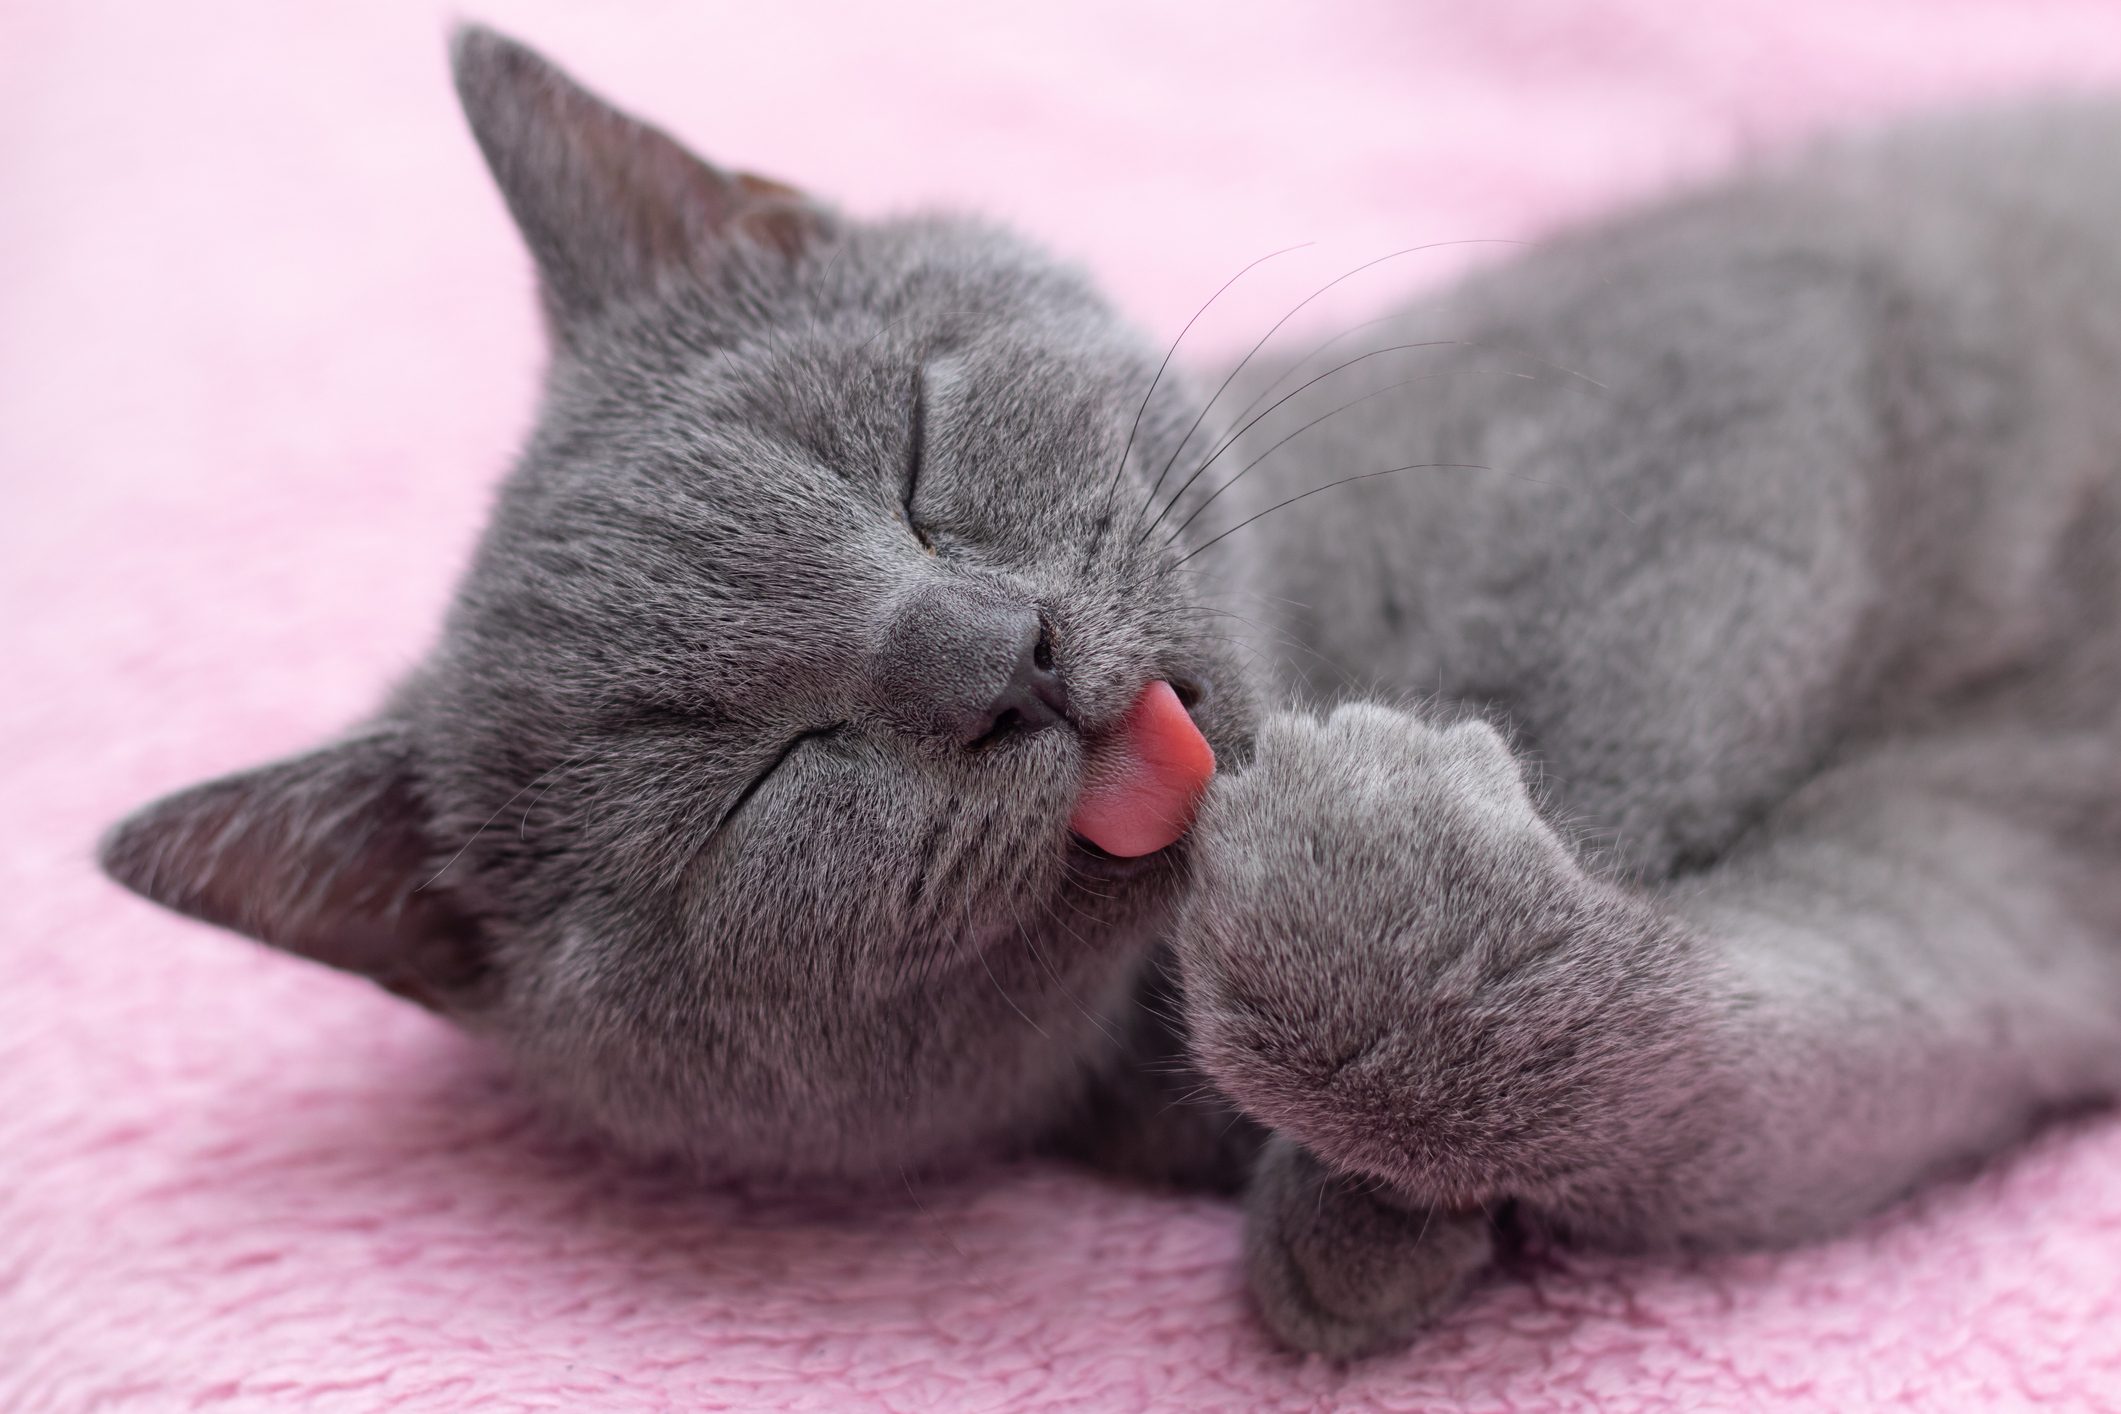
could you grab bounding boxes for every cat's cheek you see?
[694,756,931,913]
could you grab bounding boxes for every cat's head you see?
[99,27,1257,1181]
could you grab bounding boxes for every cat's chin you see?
[1066,833,1184,883]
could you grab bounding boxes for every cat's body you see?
[101,31,2121,1358]
[1166,105,2121,1349]
[1230,103,2121,876]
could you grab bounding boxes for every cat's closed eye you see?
[714,725,843,839]
[900,371,935,553]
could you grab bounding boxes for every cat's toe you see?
[1244,1137,1493,1359]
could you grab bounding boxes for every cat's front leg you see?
[1241,1132,1493,1358]
[1173,705,1718,1348]
[1179,705,1708,1212]
[1179,704,2121,1356]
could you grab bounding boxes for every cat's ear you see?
[98,726,493,1014]
[450,24,827,330]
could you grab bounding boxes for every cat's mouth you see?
[1065,679,1216,863]
[1067,832,1180,881]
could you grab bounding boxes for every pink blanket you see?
[9,1,2121,1407]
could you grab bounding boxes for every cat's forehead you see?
[461,354,1131,716]
[575,259,1123,472]
[554,261,1140,537]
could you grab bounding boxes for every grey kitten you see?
[100,27,2121,1359]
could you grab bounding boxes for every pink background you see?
[8,2,2121,1408]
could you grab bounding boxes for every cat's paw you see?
[1175,703,1692,1214]
[1244,1135,1493,1359]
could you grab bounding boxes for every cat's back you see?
[1830,97,2121,246]
[1222,98,2121,724]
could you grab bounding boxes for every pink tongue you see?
[1069,681,1217,858]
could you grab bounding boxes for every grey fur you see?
[99,29,2121,1357]
[106,26,1259,1186]
[1176,100,2121,1350]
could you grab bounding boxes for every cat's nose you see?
[967,613,1069,744]
[873,582,1070,746]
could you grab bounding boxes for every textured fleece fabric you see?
[7,0,2121,1408]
